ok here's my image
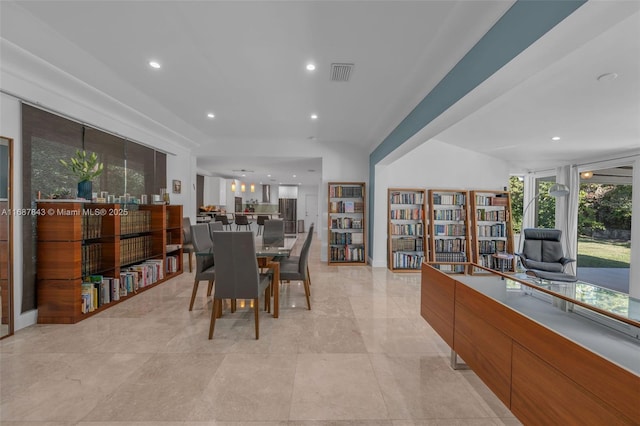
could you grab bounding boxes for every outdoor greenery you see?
[509,176,632,236]
[577,238,631,268]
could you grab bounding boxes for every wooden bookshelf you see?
[328,182,366,265]
[36,202,183,324]
[387,188,426,272]
[427,189,470,274]
[470,190,515,274]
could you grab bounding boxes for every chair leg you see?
[231,299,236,313]
[189,279,199,311]
[254,297,260,339]
[303,278,311,310]
[188,252,193,273]
[209,298,220,339]
[207,280,214,296]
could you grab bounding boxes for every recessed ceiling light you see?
[149,60,161,69]
[267,174,271,177]
[551,136,561,141]
[306,63,316,71]
[207,113,215,119]
[310,114,318,120]
[292,175,297,178]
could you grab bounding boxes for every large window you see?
[21,104,167,311]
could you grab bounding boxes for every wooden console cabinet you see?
[421,263,639,424]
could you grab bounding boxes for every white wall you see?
[371,139,511,267]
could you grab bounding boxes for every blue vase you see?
[77,180,92,200]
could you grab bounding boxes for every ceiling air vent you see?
[330,63,354,82]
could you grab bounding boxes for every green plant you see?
[59,150,104,182]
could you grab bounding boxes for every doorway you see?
[305,194,318,233]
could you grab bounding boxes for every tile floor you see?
[0,237,521,425]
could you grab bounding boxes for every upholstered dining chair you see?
[279,223,313,310]
[208,220,224,239]
[182,217,195,273]
[214,214,233,231]
[234,214,253,231]
[262,219,285,246]
[280,223,314,288]
[189,224,216,311]
[517,228,577,282]
[256,215,269,235]
[209,231,272,339]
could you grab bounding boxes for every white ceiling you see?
[1,1,639,185]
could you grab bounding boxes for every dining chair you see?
[214,214,232,230]
[280,223,314,287]
[208,220,224,240]
[279,223,312,310]
[209,231,272,339]
[189,224,216,311]
[256,215,269,235]
[182,217,195,273]
[263,219,285,246]
[234,214,253,231]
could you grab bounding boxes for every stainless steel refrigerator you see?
[278,198,297,234]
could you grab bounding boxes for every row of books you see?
[433,193,465,206]
[330,185,363,199]
[433,209,466,221]
[330,231,364,245]
[120,235,153,266]
[390,208,423,220]
[82,214,102,239]
[330,246,365,262]
[330,217,363,229]
[434,224,466,236]
[329,201,364,213]
[476,209,507,222]
[475,195,508,206]
[120,210,151,235]
[477,254,514,270]
[166,255,179,273]
[82,243,102,276]
[434,252,467,262]
[478,239,507,254]
[390,192,424,205]
[390,223,424,236]
[81,259,165,313]
[434,238,466,253]
[477,223,506,237]
[434,264,466,273]
[391,236,424,252]
[392,252,424,269]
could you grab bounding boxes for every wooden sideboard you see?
[421,263,639,425]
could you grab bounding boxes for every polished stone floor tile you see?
[290,353,388,420]
[0,239,519,424]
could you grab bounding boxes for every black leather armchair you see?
[517,228,577,282]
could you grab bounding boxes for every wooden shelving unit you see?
[36,202,183,324]
[387,188,426,272]
[427,189,470,274]
[470,190,514,273]
[328,182,366,265]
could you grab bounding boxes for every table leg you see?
[268,260,279,318]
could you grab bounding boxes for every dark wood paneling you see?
[508,307,640,420]
[454,287,512,406]
[37,278,82,324]
[421,263,455,346]
[37,242,82,280]
[36,203,83,241]
[511,342,636,425]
